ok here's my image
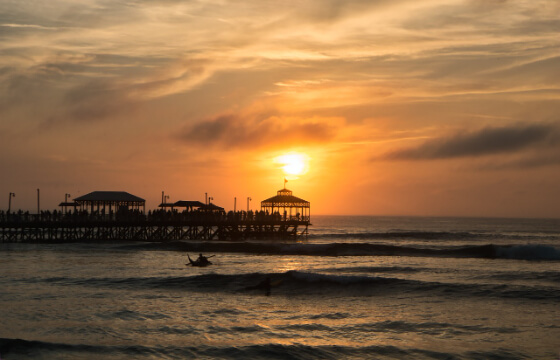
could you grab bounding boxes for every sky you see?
[1,0,559,218]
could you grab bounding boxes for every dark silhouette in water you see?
[186,254,213,267]
[245,277,272,296]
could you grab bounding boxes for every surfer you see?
[245,277,272,296]
[197,253,209,265]
[186,253,214,267]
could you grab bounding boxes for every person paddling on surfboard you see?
[197,253,209,265]
[245,277,272,296]
[186,253,214,267]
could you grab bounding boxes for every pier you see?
[0,189,310,243]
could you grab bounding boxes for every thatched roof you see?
[200,203,224,211]
[74,191,145,203]
[158,203,175,208]
[58,201,79,207]
[173,201,206,208]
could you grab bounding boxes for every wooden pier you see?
[0,217,309,243]
[0,188,311,243]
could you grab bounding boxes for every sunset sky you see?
[1,0,559,217]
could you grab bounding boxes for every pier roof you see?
[174,201,205,208]
[58,201,79,207]
[74,191,145,203]
[158,203,175,208]
[158,201,206,210]
[261,188,309,206]
[200,203,225,212]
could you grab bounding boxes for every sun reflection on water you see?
[273,257,306,273]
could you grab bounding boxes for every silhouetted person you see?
[245,277,271,296]
[197,253,209,265]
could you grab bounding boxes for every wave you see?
[480,271,560,283]
[311,231,479,240]
[282,271,560,300]
[277,320,519,336]
[0,337,531,360]
[495,244,560,260]
[26,270,560,301]
[308,230,560,242]
[0,338,162,359]
[121,241,560,261]
[321,266,423,274]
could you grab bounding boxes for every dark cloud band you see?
[382,123,558,160]
[177,114,336,149]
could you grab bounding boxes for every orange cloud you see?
[176,113,342,150]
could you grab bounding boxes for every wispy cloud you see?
[380,123,559,160]
[0,23,58,30]
[176,113,339,149]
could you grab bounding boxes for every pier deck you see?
[0,215,309,243]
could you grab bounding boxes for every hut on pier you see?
[158,202,175,211]
[261,187,310,221]
[58,201,79,214]
[158,201,223,213]
[74,191,146,214]
[200,202,225,213]
[168,200,206,212]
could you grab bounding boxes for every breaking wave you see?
[0,337,531,360]
[21,270,560,301]
[494,244,560,261]
[308,230,560,242]
[122,242,560,261]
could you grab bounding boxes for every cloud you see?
[176,113,339,149]
[0,49,214,128]
[285,0,411,24]
[381,123,559,160]
[478,151,560,170]
[127,58,213,100]
[61,80,135,122]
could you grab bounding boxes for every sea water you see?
[0,216,559,359]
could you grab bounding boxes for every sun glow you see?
[274,153,309,176]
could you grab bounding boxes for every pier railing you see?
[0,209,310,223]
[0,209,310,243]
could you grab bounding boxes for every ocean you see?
[1,215,559,359]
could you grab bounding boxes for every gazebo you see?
[74,191,146,214]
[261,187,310,221]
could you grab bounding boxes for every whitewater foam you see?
[495,244,560,261]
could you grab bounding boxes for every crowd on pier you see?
[0,209,145,222]
[0,208,307,223]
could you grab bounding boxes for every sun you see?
[274,153,309,176]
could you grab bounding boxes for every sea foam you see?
[495,244,560,261]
